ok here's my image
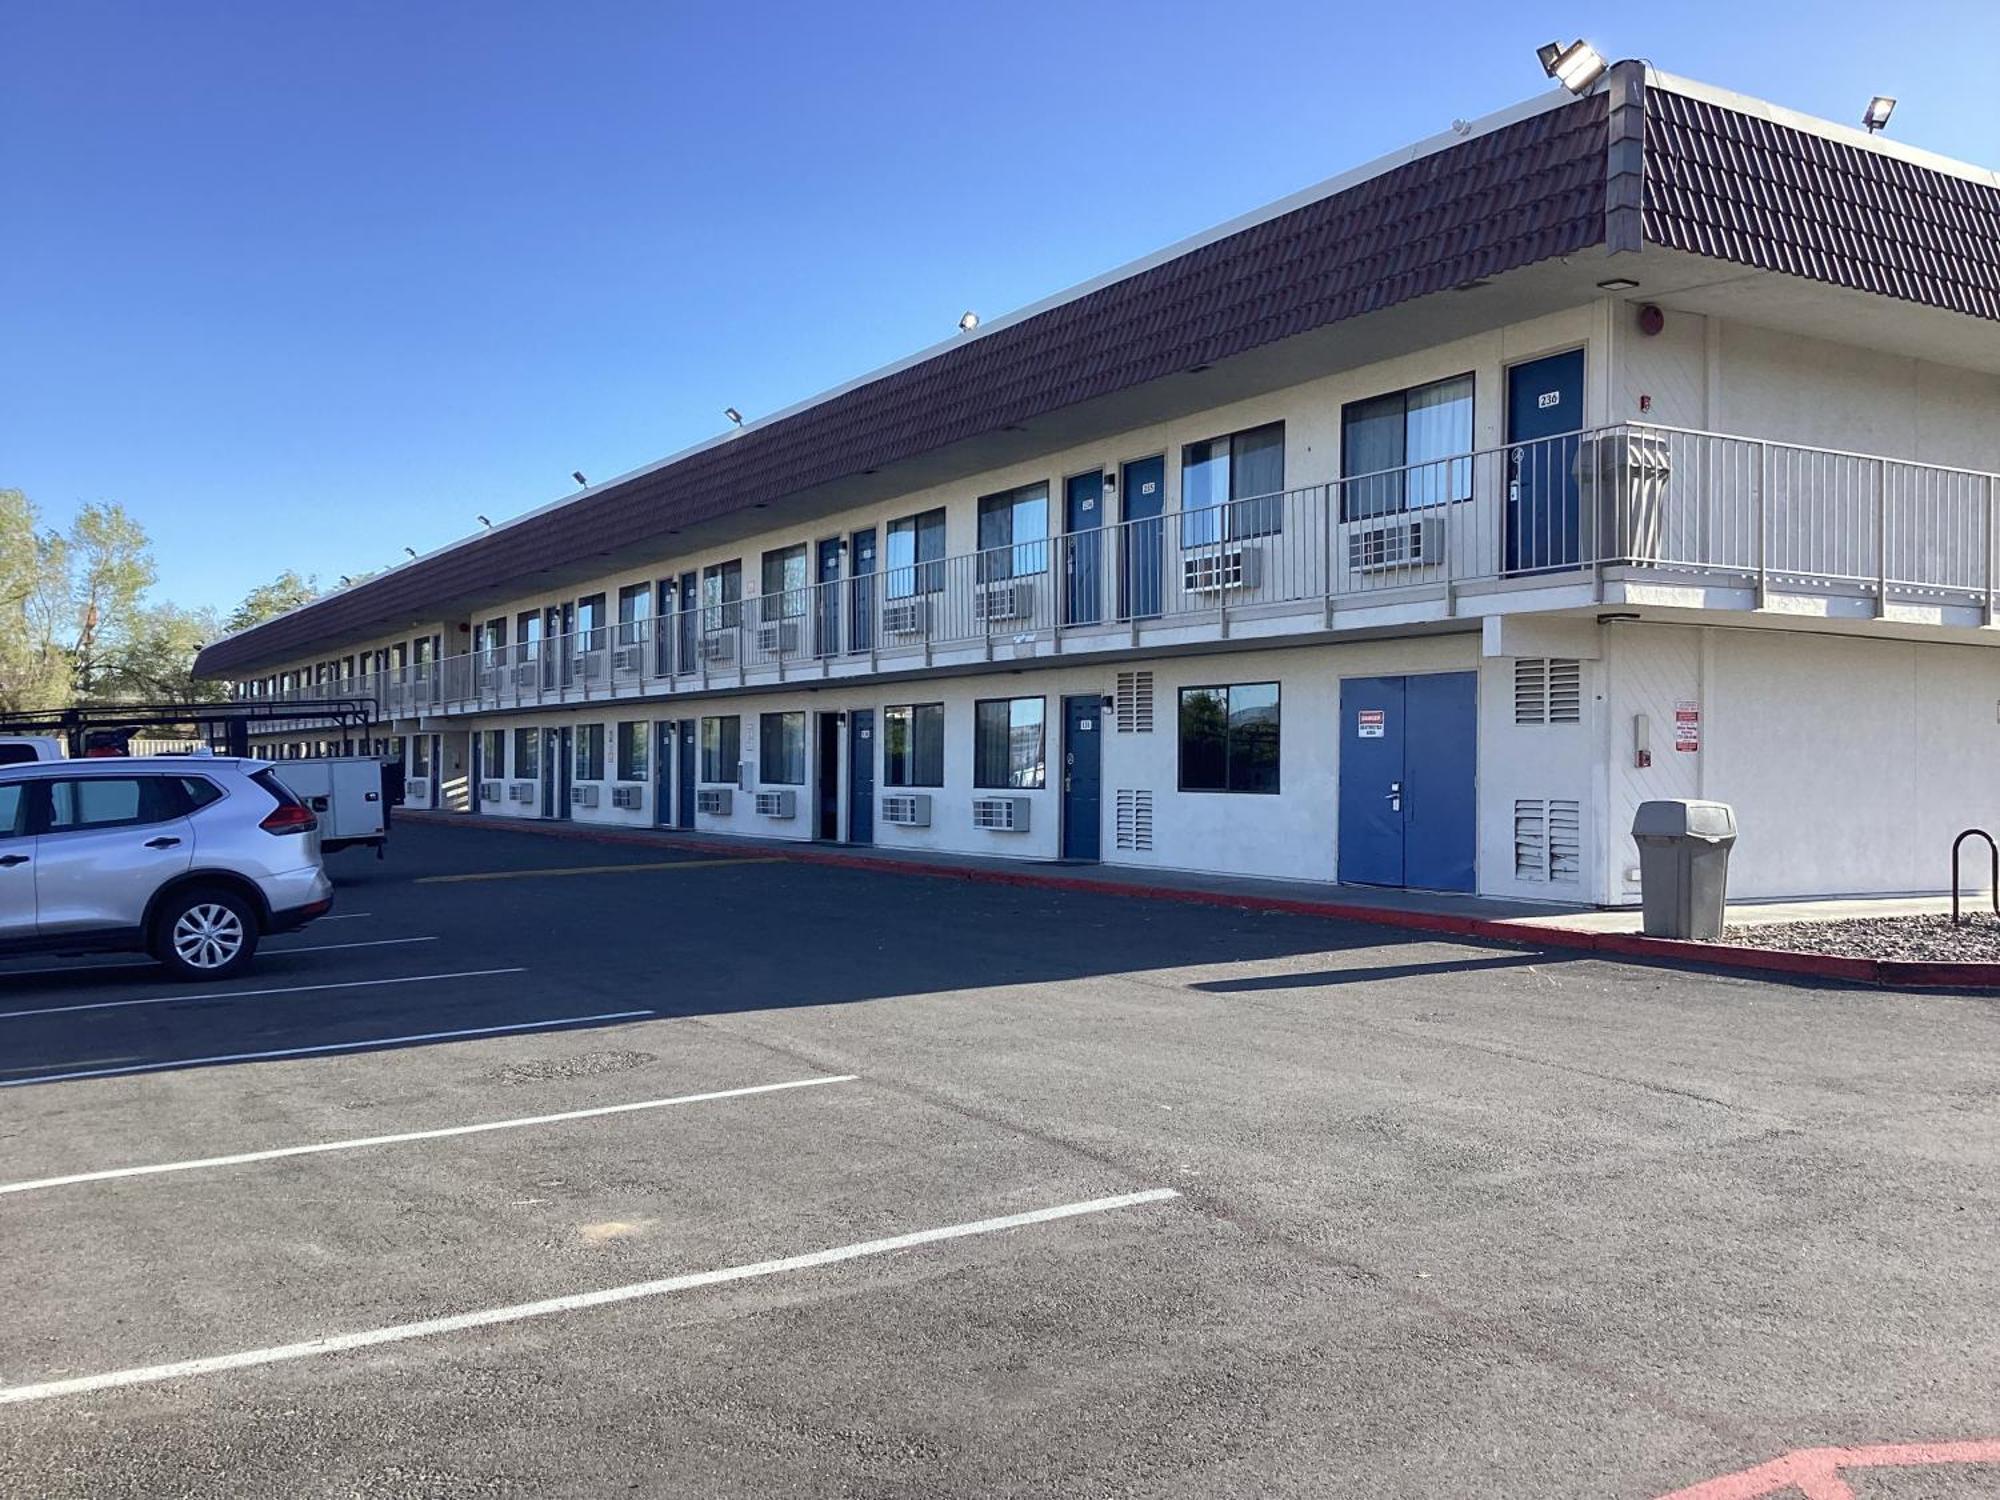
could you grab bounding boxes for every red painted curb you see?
[394,811,2000,991]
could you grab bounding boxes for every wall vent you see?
[1115,789,1154,851]
[1514,658,1582,724]
[1115,670,1155,733]
[1514,797,1582,882]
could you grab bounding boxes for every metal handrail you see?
[1951,828,1999,927]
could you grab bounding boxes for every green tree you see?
[0,489,72,714]
[62,502,157,696]
[98,602,227,704]
[226,569,319,633]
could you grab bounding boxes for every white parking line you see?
[272,936,437,956]
[0,934,428,983]
[318,913,372,921]
[0,967,527,1023]
[0,1188,1180,1404]
[0,1007,650,1089]
[0,1074,859,1195]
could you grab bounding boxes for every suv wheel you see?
[153,887,259,980]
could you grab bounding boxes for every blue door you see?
[654,722,675,826]
[1120,456,1164,621]
[1506,349,1586,573]
[1064,472,1104,625]
[848,709,875,844]
[849,527,876,654]
[675,720,697,826]
[1062,695,1102,861]
[816,538,842,656]
[1338,672,1477,892]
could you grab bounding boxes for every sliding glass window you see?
[1340,373,1473,519]
[973,697,1045,789]
[883,703,944,787]
[1181,422,1285,546]
[759,712,807,785]
[885,509,946,599]
[976,483,1049,582]
[700,715,741,783]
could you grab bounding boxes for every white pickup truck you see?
[0,737,64,765]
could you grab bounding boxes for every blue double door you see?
[1337,673,1477,893]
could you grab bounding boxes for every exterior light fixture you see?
[958,311,979,332]
[403,546,417,559]
[572,471,588,486]
[338,575,353,586]
[1597,277,1641,291]
[476,514,492,527]
[1537,39,1607,94]
[724,407,744,426]
[1862,96,1896,133]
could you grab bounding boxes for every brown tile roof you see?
[196,94,1610,675]
[1643,85,2000,321]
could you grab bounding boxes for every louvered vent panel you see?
[1547,659,1582,723]
[1513,799,1548,881]
[1115,671,1155,732]
[1548,799,1581,882]
[1514,660,1549,724]
[1115,789,1154,851]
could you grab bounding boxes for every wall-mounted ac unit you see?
[880,792,931,827]
[611,645,643,674]
[513,663,539,689]
[882,599,928,636]
[697,787,733,816]
[699,632,736,663]
[1182,547,1261,594]
[508,781,535,803]
[971,795,1030,832]
[754,789,797,819]
[479,780,503,801]
[611,785,643,810]
[975,582,1032,623]
[1349,518,1439,572]
[406,778,430,801]
[755,620,802,656]
[571,784,600,808]
[575,650,607,683]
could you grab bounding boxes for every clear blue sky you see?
[6,0,1996,618]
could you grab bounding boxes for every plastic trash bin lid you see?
[1632,799,1737,839]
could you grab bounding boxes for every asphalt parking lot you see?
[1,822,1996,1499]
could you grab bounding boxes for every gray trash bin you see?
[1632,800,1737,940]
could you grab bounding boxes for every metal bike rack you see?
[1950,828,1999,926]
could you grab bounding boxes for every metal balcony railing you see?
[239,423,2000,721]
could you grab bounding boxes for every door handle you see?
[0,853,27,868]
[1386,781,1402,812]
[144,836,183,850]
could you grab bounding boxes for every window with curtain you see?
[616,585,651,646]
[883,703,945,786]
[701,715,741,783]
[616,722,648,781]
[481,730,506,777]
[973,697,1045,789]
[759,712,806,784]
[886,509,946,599]
[1178,683,1281,794]
[574,724,605,780]
[1340,373,1474,520]
[513,728,539,778]
[760,545,809,619]
[515,611,541,663]
[576,593,606,652]
[702,561,744,630]
[1180,422,1285,546]
[976,483,1049,582]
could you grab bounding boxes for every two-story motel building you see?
[195,64,2000,906]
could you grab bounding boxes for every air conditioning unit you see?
[573,650,607,683]
[572,784,600,808]
[1349,518,1439,572]
[406,778,430,801]
[882,599,928,636]
[755,620,802,656]
[697,787,733,816]
[611,645,643,674]
[508,781,534,803]
[479,780,503,801]
[699,632,736,664]
[971,795,1030,832]
[1182,546,1262,594]
[975,582,1032,623]
[513,663,539,689]
[611,785,643,810]
[754,789,797,819]
[880,792,931,827]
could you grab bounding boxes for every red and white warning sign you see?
[1674,701,1701,753]
[1356,709,1386,739]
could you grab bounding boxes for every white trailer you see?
[271,757,389,857]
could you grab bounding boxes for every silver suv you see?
[0,757,334,980]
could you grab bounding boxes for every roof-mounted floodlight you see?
[958,311,979,332]
[1537,39,1607,95]
[1862,96,1896,133]
[724,407,744,426]
[572,471,588,486]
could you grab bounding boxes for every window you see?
[0,783,27,838]
[616,722,648,781]
[410,736,433,777]
[702,561,744,631]
[701,715,741,783]
[1181,422,1285,545]
[481,729,507,776]
[516,610,542,663]
[48,777,166,831]
[514,728,540,778]
[759,712,806,785]
[482,617,508,668]
[577,593,606,652]
[974,697,1045,789]
[1341,373,1474,520]
[977,483,1049,582]
[575,723,606,780]
[886,508,946,598]
[760,545,809,619]
[883,703,944,787]
[1178,683,1280,794]
[616,584,651,646]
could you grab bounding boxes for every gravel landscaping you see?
[1725,912,2000,962]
